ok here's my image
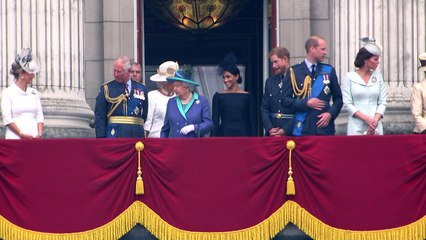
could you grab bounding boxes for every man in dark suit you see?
[261,47,295,136]
[95,56,148,138]
[283,36,343,136]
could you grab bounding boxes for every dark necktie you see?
[123,83,129,98]
[311,64,316,77]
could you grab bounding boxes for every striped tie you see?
[124,83,129,98]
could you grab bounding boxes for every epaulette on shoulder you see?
[132,80,147,89]
[290,62,304,69]
[102,80,115,86]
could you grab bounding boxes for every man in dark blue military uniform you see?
[261,47,295,136]
[95,56,148,138]
[283,36,343,136]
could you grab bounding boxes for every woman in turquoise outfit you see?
[160,69,213,138]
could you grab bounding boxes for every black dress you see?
[211,92,256,137]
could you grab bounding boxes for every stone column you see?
[0,0,94,138]
[278,0,312,63]
[278,0,333,65]
[332,0,426,134]
[84,0,136,110]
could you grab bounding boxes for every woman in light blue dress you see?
[342,39,387,135]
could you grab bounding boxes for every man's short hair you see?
[305,35,323,53]
[115,56,131,71]
[130,60,141,68]
[269,47,290,60]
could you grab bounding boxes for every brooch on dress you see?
[323,75,330,95]
[195,100,200,104]
[134,89,145,100]
[371,76,377,83]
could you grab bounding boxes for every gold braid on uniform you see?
[290,67,312,99]
[103,84,128,118]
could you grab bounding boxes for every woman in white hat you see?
[160,69,213,138]
[144,61,178,137]
[410,52,426,134]
[1,48,44,139]
[342,38,387,135]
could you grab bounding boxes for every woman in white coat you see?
[1,48,44,139]
[144,61,178,137]
[342,39,387,135]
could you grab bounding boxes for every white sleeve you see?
[35,91,44,123]
[1,89,14,125]
[342,73,359,117]
[375,73,387,116]
[144,91,155,132]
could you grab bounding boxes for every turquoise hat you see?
[166,69,199,86]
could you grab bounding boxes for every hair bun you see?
[218,52,239,75]
[223,52,237,65]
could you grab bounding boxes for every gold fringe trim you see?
[1,201,425,240]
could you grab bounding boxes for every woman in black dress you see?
[211,63,256,136]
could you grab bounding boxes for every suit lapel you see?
[302,62,311,77]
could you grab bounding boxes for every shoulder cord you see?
[290,67,312,99]
[103,84,128,118]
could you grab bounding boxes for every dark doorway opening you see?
[142,0,265,135]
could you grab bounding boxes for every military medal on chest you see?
[323,74,330,95]
[134,89,145,100]
[133,107,140,115]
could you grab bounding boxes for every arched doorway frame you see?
[134,0,278,135]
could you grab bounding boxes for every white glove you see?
[180,124,195,135]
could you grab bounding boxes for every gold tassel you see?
[135,141,145,195]
[136,177,144,195]
[286,140,296,196]
[286,176,295,195]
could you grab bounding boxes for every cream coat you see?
[144,90,174,138]
[411,78,426,133]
